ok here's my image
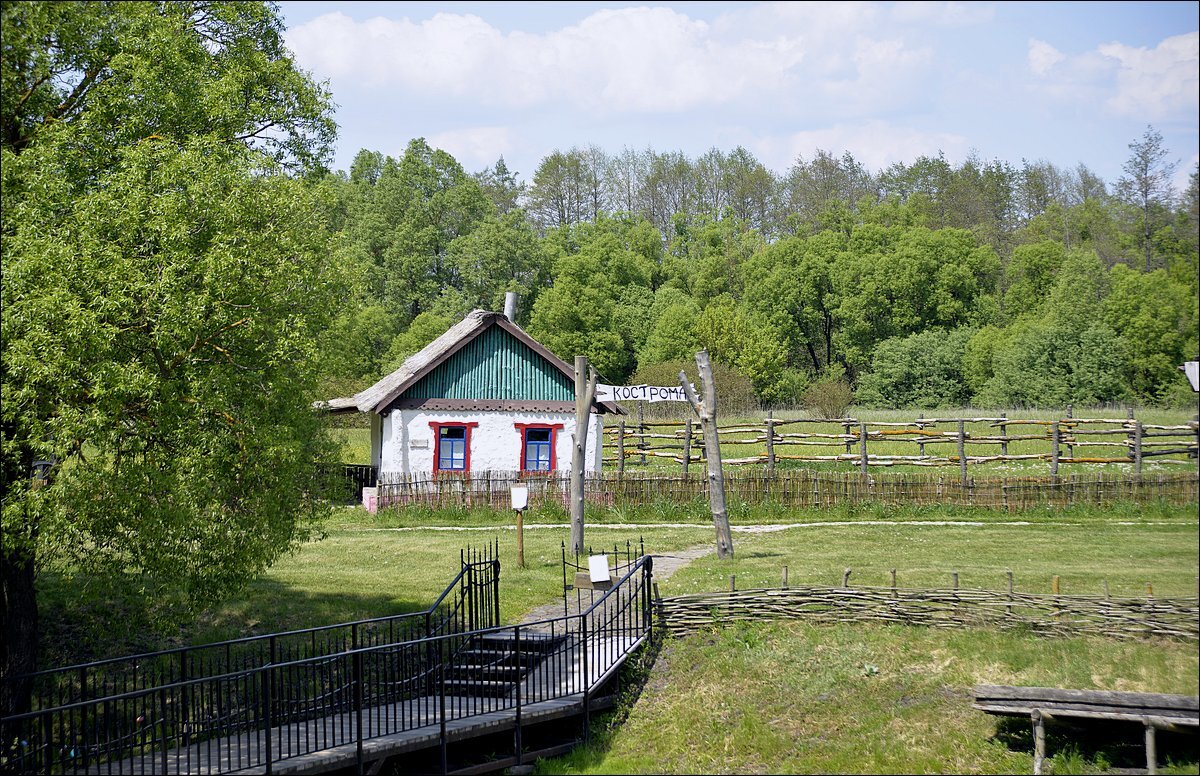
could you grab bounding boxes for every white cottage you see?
[324,309,622,480]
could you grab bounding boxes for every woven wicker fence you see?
[374,470,1199,511]
[658,585,1199,641]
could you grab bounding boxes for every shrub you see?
[802,374,855,419]
[631,359,759,416]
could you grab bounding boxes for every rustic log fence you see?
[658,582,1199,641]
[604,413,1199,479]
[372,470,1199,511]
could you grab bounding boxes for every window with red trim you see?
[430,422,477,472]
[514,423,562,472]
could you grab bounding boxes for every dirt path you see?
[518,542,716,626]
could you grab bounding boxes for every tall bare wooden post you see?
[680,350,734,560]
[570,355,598,555]
[765,410,776,476]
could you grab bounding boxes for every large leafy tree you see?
[1,0,338,717]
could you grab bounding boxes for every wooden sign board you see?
[574,571,612,591]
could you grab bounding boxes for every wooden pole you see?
[1066,404,1075,461]
[957,419,968,489]
[516,509,525,568]
[680,350,733,560]
[637,404,646,465]
[682,419,692,475]
[999,412,1008,458]
[858,421,869,475]
[617,420,625,477]
[1051,422,1060,478]
[1145,720,1158,775]
[765,410,776,475]
[917,413,925,458]
[1032,709,1046,775]
[1134,420,1144,476]
[570,355,598,555]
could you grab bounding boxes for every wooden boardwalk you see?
[92,635,643,775]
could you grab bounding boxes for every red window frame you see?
[513,423,563,472]
[429,421,478,473]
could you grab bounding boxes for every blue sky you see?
[278,1,1199,193]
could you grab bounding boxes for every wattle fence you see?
[363,469,1199,511]
[658,584,1199,641]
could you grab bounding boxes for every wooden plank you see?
[974,685,1198,712]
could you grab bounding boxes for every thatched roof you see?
[317,310,622,415]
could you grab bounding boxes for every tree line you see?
[321,133,1198,411]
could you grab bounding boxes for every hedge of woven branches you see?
[657,585,1199,641]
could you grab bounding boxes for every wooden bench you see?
[973,685,1199,774]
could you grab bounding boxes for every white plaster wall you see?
[378,410,605,476]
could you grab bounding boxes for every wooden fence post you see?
[1006,570,1014,617]
[999,412,1008,458]
[781,565,788,588]
[859,421,869,476]
[1051,422,1060,478]
[682,419,692,475]
[957,419,968,490]
[617,420,625,477]
[637,404,646,465]
[890,569,897,598]
[1065,404,1074,461]
[765,410,776,475]
[1134,420,1144,476]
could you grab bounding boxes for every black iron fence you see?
[0,544,655,775]
[0,543,501,774]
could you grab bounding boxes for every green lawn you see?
[539,621,1199,775]
[37,500,1199,774]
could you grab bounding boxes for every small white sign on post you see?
[510,483,529,511]
[588,554,611,583]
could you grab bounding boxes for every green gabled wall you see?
[404,324,574,401]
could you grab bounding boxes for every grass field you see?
[37,498,1199,773]
[538,621,1199,775]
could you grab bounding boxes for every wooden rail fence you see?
[605,412,1199,478]
[658,584,1199,641]
[372,470,1199,511]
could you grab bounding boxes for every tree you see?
[856,328,975,408]
[1116,125,1178,271]
[1,1,337,719]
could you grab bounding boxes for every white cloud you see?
[285,5,932,117]
[1027,39,1065,77]
[891,1,995,26]
[1097,32,1200,119]
[427,126,516,170]
[753,121,969,172]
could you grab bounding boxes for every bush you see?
[631,359,759,416]
[856,328,974,409]
[802,374,855,419]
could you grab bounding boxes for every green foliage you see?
[857,328,974,408]
[630,360,759,415]
[380,311,454,373]
[1,1,338,663]
[802,370,856,419]
[1104,265,1199,402]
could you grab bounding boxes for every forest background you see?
[319,132,1199,412]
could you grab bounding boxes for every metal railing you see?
[0,543,501,774]
[0,545,654,775]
